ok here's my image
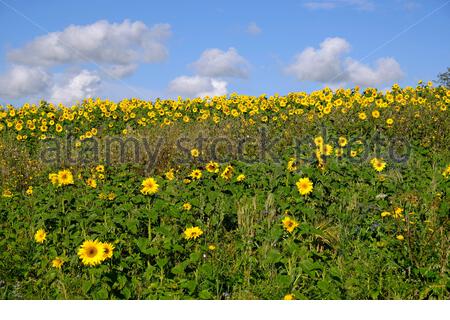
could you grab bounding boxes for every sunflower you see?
[77,240,104,266]
[314,136,323,146]
[184,226,203,240]
[86,178,97,188]
[191,148,200,158]
[183,202,192,211]
[34,228,47,243]
[95,165,105,173]
[205,161,220,173]
[2,189,13,198]
[282,216,299,233]
[26,186,33,196]
[190,169,202,180]
[442,164,450,178]
[393,207,404,219]
[57,169,74,186]
[338,136,347,147]
[52,257,64,269]
[283,294,295,300]
[101,242,115,261]
[296,177,313,196]
[236,174,246,182]
[141,177,159,195]
[221,165,234,180]
[165,169,175,180]
[370,158,386,172]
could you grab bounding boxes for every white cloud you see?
[345,57,404,87]
[8,20,171,78]
[286,37,350,82]
[303,0,375,11]
[286,37,404,87]
[0,20,171,104]
[192,47,249,78]
[246,22,262,35]
[168,75,227,98]
[0,65,50,99]
[49,70,101,105]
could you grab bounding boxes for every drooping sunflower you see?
[184,226,203,240]
[282,216,299,233]
[34,228,47,243]
[141,177,159,195]
[101,242,115,261]
[77,240,104,266]
[287,158,297,172]
[296,177,313,196]
[57,169,74,186]
[221,165,234,180]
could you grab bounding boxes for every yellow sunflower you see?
[183,202,192,211]
[34,228,47,243]
[283,294,295,300]
[52,257,64,269]
[282,216,299,233]
[296,177,313,196]
[236,174,246,182]
[101,242,115,261]
[77,240,104,266]
[370,158,386,172]
[221,165,234,180]
[287,158,297,172]
[184,226,203,240]
[190,169,202,180]
[205,161,220,173]
[57,169,74,186]
[141,177,159,195]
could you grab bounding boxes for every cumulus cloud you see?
[49,70,101,105]
[0,20,171,104]
[303,0,375,11]
[285,37,404,87]
[192,47,249,78]
[286,37,350,83]
[246,22,262,35]
[168,75,227,98]
[8,20,171,78]
[0,65,51,99]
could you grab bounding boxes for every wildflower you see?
[183,202,192,211]
[86,178,97,188]
[57,169,74,186]
[370,158,386,172]
[141,177,159,195]
[283,294,295,300]
[52,257,64,269]
[77,240,104,266]
[190,169,202,180]
[34,229,47,243]
[205,161,220,173]
[191,148,200,158]
[296,177,313,196]
[184,226,203,240]
[282,216,299,233]
[396,235,404,241]
[236,174,246,182]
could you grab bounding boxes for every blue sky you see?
[0,0,449,105]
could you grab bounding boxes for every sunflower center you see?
[86,247,98,257]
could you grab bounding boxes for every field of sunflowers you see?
[0,83,449,299]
